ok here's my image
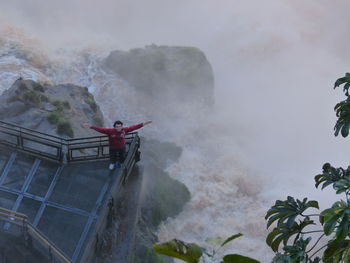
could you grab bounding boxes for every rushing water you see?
[2,1,350,261]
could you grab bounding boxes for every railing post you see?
[18,127,23,148]
[60,139,68,164]
[49,246,53,262]
[107,198,115,227]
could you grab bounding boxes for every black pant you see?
[109,147,126,164]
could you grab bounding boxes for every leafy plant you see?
[265,74,350,262]
[84,97,98,112]
[47,111,74,137]
[57,119,74,138]
[23,90,41,104]
[334,73,350,137]
[153,234,260,263]
[52,100,70,112]
[153,239,203,263]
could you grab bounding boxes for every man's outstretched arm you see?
[83,123,113,134]
[124,121,152,133]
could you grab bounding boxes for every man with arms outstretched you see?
[84,120,152,170]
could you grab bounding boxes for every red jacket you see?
[90,123,143,149]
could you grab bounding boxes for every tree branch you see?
[306,234,325,254]
[301,214,320,217]
[301,230,324,234]
[309,242,328,259]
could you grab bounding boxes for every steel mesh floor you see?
[0,146,119,261]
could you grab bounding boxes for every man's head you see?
[113,120,123,131]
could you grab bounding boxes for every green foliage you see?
[22,90,49,105]
[333,73,350,137]
[23,90,41,104]
[32,82,45,92]
[266,219,315,252]
[153,239,203,263]
[47,112,61,124]
[57,119,74,138]
[323,240,350,263]
[133,245,167,263]
[222,254,260,263]
[52,100,70,112]
[151,171,190,227]
[47,111,74,137]
[153,234,260,263]
[271,238,312,263]
[314,163,350,190]
[334,72,350,95]
[321,200,350,241]
[266,160,350,262]
[334,178,350,194]
[220,234,243,247]
[84,97,98,112]
[267,70,350,263]
[265,196,318,228]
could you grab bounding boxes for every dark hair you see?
[113,120,123,127]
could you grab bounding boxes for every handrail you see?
[0,120,140,163]
[0,120,64,142]
[0,207,72,263]
[0,121,142,262]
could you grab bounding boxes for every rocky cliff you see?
[0,78,104,138]
[102,45,214,107]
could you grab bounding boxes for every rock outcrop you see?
[0,79,104,138]
[103,45,214,106]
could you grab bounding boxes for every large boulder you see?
[0,78,104,138]
[103,45,214,106]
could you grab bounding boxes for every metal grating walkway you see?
[0,146,121,262]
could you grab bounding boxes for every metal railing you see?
[0,207,72,263]
[0,120,142,262]
[0,120,139,163]
[0,121,64,161]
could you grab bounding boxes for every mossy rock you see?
[23,90,41,104]
[46,111,74,138]
[57,119,74,137]
[151,171,190,227]
[47,111,61,124]
[52,100,70,112]
[84,97,98,112]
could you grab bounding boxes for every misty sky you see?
[2,0,350,200]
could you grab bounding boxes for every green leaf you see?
[222,254,260,263]
[266,215,315,252]
[153,239,203,263]
[270,238,310,263]
[334,73,350,89]
[321,201,350,242]
[323,240,350,263]
[332,96,350,137]
[315,163,348,190]
[334,178,350,194]
[220,233,243,247]
[271,253,292,263]
[336,214,349,241]
[265,197,318,229]
[309,257,321,263]
[205,236,224,246]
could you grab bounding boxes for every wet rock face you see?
[0,79,104,138]
[103,45,214,106]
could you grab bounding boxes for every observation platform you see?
[0,121,141,263]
